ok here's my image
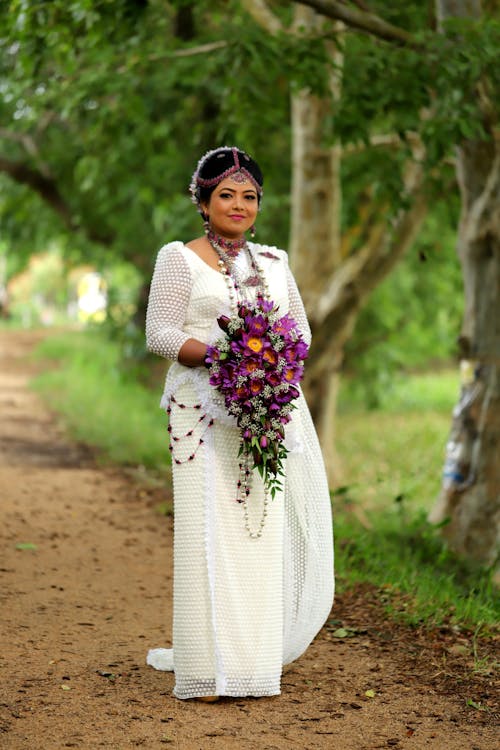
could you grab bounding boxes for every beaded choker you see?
[207,229,247,258]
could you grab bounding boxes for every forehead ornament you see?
[229,171,250,185]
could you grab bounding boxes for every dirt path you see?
[0,329,497,750]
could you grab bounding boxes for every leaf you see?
[466,698,489,712]
[365,689,376,698]
[15,542,37,551]
[61,685,71,691]
[329,624,361,638]
[331,627,350,638]
[331,485,351,497]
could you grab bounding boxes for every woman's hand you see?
[177,338,209,368]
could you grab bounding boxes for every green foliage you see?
[343,202,463,408]
[2,1,498,272]
[334,16,499,168]
[32,330,170,469]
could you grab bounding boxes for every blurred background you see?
[1,1,498,620]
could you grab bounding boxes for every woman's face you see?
[202,176,258,239]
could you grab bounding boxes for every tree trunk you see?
[288,7,344,483]
[428,139,500,568]
[428,0,500,570]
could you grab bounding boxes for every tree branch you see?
[297,0,417,46]
[342,131,422,155]
[169,40,228,57]
[0,156,74,226]
[307,184,428,379]
[142,40,228,65]
[311,154,428,341]
[0,128,49,172]
[0,156,113,245]
[240,0,283,35]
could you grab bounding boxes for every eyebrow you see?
[217,186,257,194]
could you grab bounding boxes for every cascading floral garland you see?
[205,295,309,499]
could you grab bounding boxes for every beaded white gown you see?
[145,241,334,699]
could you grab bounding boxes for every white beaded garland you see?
[210,236,271,539]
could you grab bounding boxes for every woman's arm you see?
[145,245,207,366]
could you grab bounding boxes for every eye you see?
[219,192,232,199]
[245,195,256,201]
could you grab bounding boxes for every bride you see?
[145,146,334,701]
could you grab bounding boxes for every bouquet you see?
[205,295,309,499]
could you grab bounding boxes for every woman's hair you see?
[189,146,263,217]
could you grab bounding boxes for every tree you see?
[293,0,499,567]
[427,0,500,570]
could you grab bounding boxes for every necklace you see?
[207,231,272,539]
[207,228,247,258]
[207,233,270,305]
[237,452,269,539]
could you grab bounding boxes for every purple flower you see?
[256,295,275,314]
[205,297,306,493]
[237,356,260,376]
[265,371,281,387]
[289,340,309,361]
[245,313,268,335]
[205,346,221,365]
[283,365,304,385]
[272,314,296,336]
[240,331,268,356]
[208,370,223,387]
[217,314,231,332]
[249,380,264,396]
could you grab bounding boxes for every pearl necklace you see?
[207,233,270,307]
[207,234,271,538]
[237,453,269,538]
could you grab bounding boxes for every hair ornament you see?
[189,146,263,214]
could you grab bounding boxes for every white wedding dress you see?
[145,241,334,699]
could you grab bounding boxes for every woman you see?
[145,146,334,701]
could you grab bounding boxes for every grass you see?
[333,499,498,630]
[336,409,452,513]
[32,329,170,471]
[31,329,498,631]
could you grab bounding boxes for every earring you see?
[203,218,209,234]
[250,225,256,238]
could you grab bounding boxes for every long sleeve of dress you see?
[145,245,193,361]
[284,256,312,346]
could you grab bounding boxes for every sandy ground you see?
[0,328,498,750]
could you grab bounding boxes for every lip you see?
[229,214,245,220]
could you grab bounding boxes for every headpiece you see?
[189,146,263,214]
